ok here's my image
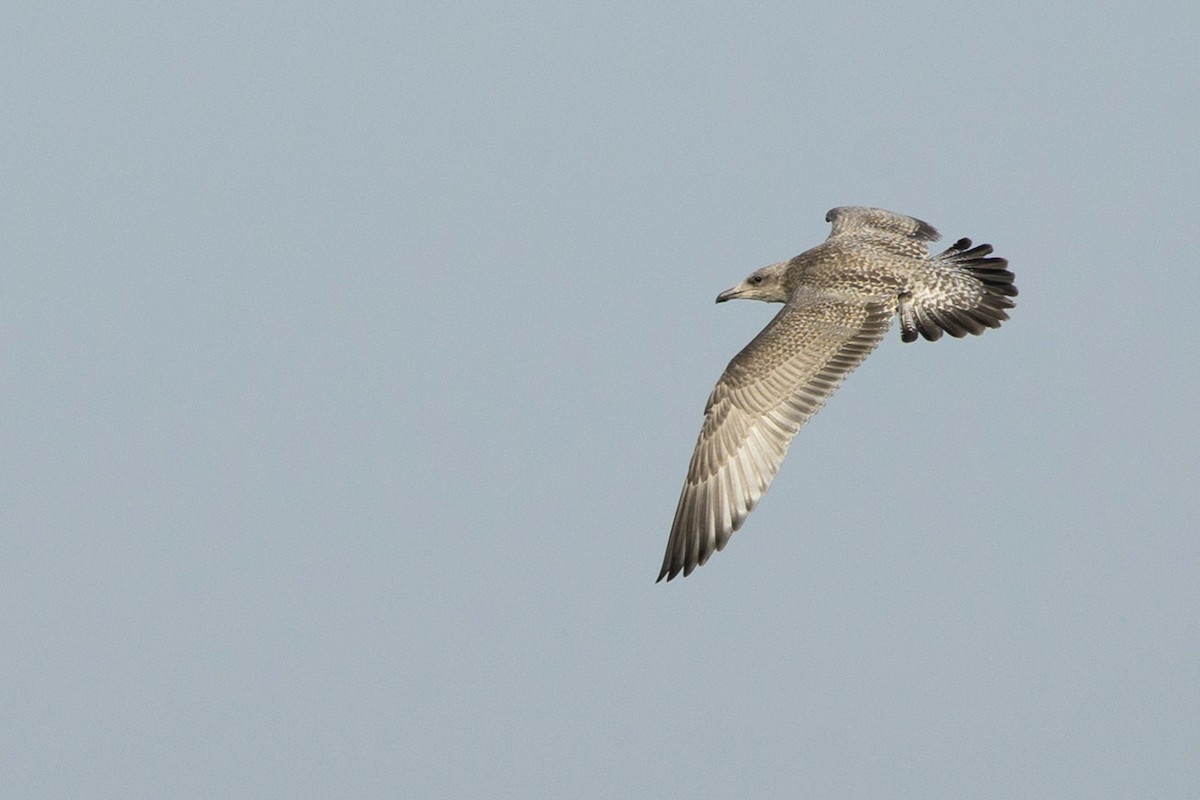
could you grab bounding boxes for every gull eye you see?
[749,275,764,285]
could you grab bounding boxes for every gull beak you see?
[716,284,744,303]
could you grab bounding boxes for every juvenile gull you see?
[658,206,1017,582]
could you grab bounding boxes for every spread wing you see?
[658,293,894,581]
[825,206,941,244]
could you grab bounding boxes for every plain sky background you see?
[4,2,1198,798]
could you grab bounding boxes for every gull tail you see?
[899,238,1018,343]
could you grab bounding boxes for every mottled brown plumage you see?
[658,207,1016,582]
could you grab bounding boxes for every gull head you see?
[716,261,791,304]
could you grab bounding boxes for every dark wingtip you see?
[914,218,940,242]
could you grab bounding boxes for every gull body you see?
[658,206,1017,582]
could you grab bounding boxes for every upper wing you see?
[658,292,894,581]
[825,206,941,243]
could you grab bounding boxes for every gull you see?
[658,206,1017,581]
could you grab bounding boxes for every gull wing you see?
[658,292,894,581]
[825,206,941,243]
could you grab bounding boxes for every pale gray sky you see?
[4,2,1199,798]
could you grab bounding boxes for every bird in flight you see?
[658,206,1017,582]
